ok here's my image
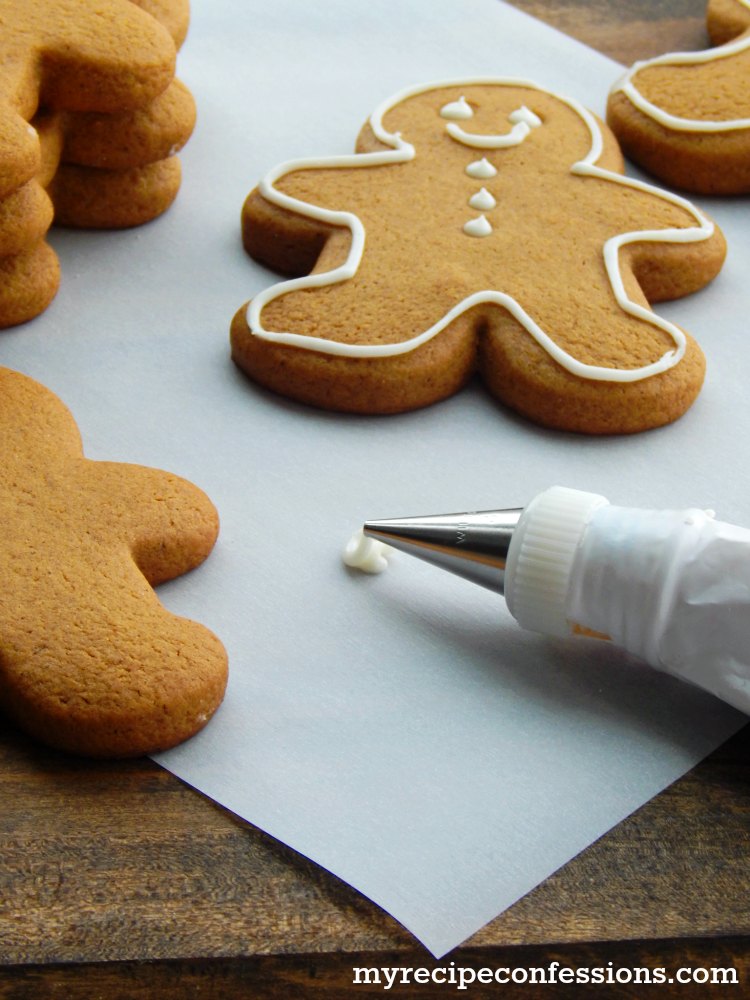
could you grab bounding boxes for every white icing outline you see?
[246,77,715,383]
[614,27,750,133]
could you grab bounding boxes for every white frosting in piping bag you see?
[246,77,715,384]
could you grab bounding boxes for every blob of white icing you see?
[463,214,493,237]
[465,157,497,178]
[343,530,393,574]
[468,187,497,211]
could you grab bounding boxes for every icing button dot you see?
[463,215,493,238]
[465,157,497,178]
[468,187,497,211]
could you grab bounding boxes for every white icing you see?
[463,214,493,237]
[465,157,497,178]
[343,529,393,574]
[439,95,474,120]
[509,105,543,128]
[468,187,497,211]
[446,105,542,149]
[614,32,750,132]
[247,77,715,384]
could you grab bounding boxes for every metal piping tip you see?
[363,507,523,594]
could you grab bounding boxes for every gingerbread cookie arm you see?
[242,187,343,279]
[61,78,195,170]
[130,0,192,48]
[32,2,178,114]
[48,158,183,228]
[575,169,727,303]
[86,461,221,586]
[241,145,409,277]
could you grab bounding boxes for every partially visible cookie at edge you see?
[606,0,750,194]
[0,367,228,758]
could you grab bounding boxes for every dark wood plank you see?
[2,723,748,968]
[2,938,749,999]
[504,0,710,63]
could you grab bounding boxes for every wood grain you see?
[505,0,710,62]
[2,1,748,996]
[2,721,749,995]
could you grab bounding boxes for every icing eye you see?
[440,96,474,121]
[508,106,542,128]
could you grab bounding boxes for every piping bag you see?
[345,486,750,715]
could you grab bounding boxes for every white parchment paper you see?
[2,0,746,958]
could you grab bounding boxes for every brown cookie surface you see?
[232,80,725,434]
[607,0,750,194]
[0,367,228,758]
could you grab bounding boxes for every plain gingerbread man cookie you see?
[231,79,726,434]
[607,0,750,194]
[0,367,227,758]
[0,0,195,329]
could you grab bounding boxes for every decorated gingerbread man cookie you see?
[0,0,195,329]
[0,367,227,757]
[231,79,726,434]
[607,0,750,193]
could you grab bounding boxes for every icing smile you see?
[440,100,543,149]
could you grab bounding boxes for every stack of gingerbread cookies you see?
[0,0,196,329]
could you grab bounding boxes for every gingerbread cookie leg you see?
[607,0,750,194]
[0,368,227,758]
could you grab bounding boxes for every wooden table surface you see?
[3,2,749,997]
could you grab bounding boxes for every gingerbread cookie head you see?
[0,367,227,758]
[231,78,726,434]
[607,0,750,194]
[369,81,617,175]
